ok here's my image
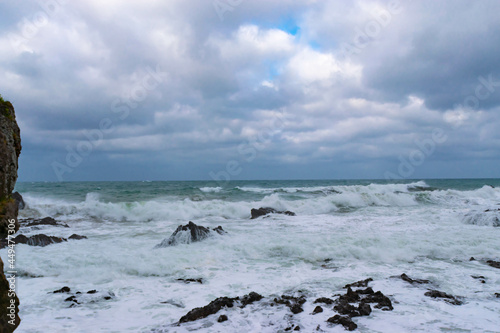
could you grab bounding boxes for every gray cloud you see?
[1,0,500,181]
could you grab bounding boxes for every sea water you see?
[3,179,500,332]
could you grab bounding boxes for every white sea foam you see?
[8,181,500,331]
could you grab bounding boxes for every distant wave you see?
[18,182,500,223]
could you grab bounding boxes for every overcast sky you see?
[1,0,500,182]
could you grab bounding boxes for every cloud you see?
[1,0,500,181]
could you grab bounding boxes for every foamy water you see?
[3,179,500,332]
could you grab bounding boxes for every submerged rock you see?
[24,217,69,228]
[273,294,306,314]
[487,260,500,269]
[179,296,237,323]
[344,278,373,289]
[462,209,500,227]
[327,315,357,331]
[424,290,463,305]
[176,278,203,284]
[250,207,296,219]
[68,234,87,240]
[53,287,71,294]
[217,314,228,323]
[10,234,66,247]
[400,273,430,284]
[155,221,225,247]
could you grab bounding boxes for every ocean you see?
[5,179,500,332]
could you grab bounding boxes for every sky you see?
[1,0,500,182]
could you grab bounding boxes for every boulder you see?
[327,315,357,331]
[155,221,225,247]
[424,290,463,305]
[12,192,24,210]
[250,207,296,219]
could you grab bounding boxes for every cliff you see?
[0,95,21,332]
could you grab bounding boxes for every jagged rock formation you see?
[0,95,21,332]
[155,221,226,248]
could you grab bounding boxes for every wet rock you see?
[358,302,372,316]
[273,295,306,315]
[334,300,358,316]
[495,293,500,298]
[362,291,394,311]
[177,278,203,284]
[471,275,486,283]
[12,192,25,210]
[356,287,374,295]
[344,278,373,289]
[217,314,228,323]
[155,221,225,247]
[250,207,296,219]
[400,273,430,284]
[53,286,71,294]
[312,306,323,314]
[314,297,334,305]
[486,260,500,269]
[424,290,463,305]
[25,217,69,228]
[338,287,360,303]
[179,296,236,323]
[65,296,78,303]
[87,290,97,294]
[68,234,87,240]
[240,292,263,308]
[212,226,226,235]
[327,315,357,331]
[11,234,67,247]
[469,257,476,261]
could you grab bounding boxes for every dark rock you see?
[400,273,430,284]
[358,302,372,316]
[273,295,306,314]
[314,297,334,305]
[344,278,373,289]
[495,293,500,298]
[312,305,323,314]
[486,260,500,269]
[25,217,69,228]
[250,207,296,219]
[12,192,24,210]
[177,278,203,284]
[240,292,263,308]
[470,257,476,261]
[334,300,358,316]
[179,297,236,323]
[87,290,97,294]
[471,275,486,283]
[217,314,228,323]
[294,326,301,331]
[327,315,357,331]
[103,296,112,300]
[356,287,374,295]
[155,221,225,247]
[362,291,394,311]
[53,287,71,294]
[212,226,226,235]
[424,290,463,305]
[64,296,78,303]
[11,234,67,247]
[338,287,360,303]
[68,234,87,240]
[290,304,303,314]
